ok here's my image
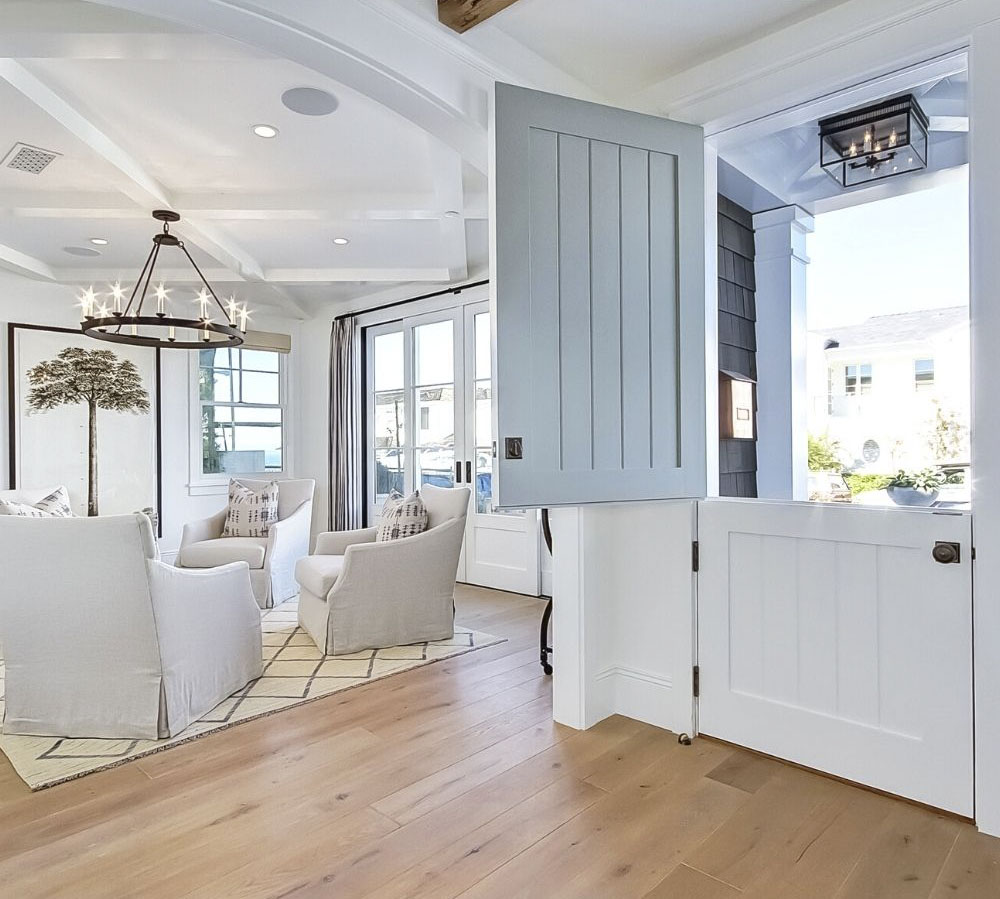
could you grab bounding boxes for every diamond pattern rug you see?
[0,599,503,790]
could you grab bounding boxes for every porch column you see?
[752,206,814,501]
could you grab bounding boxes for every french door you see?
[365,301,539,595]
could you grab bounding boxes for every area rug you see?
[0,599,504,790]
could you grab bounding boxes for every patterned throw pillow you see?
[0,486,75,518]
[376,489,428,542]
[222,480,279,538]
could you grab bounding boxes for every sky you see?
[806,168,969,331]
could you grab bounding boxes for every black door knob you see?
[932,541,961,564]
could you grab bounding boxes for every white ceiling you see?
[0,0,481,316]
[0,0,950,318]
[478,0,851,99]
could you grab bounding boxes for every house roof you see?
[815,306,967,350]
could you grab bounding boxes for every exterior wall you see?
[717,195,758,497]
[808,328,970,470]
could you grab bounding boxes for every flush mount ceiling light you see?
[251,123,279,138]
[88,237,109,246]
[77,210,249,350]
[281,87,339,116]
[819,94,929,188]
[332,236,350,245]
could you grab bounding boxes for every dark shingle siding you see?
[718,196,757,498]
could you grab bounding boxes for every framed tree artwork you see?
[6,323,162,535]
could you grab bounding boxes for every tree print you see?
[26,347,150,516]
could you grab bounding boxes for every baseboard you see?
[595,665,676,731]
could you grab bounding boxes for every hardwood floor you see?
[2,584,999,898]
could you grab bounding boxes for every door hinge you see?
[692,540,699,572]
[693,665,700,698]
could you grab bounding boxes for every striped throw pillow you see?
[0,486,75,518]
[376,490,428,542]
[222,480,279,538]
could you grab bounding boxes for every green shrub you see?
[808,434,842,472]
[843,474,891,496]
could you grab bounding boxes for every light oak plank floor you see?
[2,584,999,898]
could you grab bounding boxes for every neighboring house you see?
[807,306,969,472]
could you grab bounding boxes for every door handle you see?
[932,541,961,564]
[455,460,462,483]
[466,460,472,483]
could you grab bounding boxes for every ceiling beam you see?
[0,242,56,281]
[0,59,267,282]
[438,0,521,33]
[427,136,468,281]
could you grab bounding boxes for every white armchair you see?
[295,484,471,655]
[177,478,315,609]
[0,512,262,740]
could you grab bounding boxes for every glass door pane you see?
[473,311,494,513]
[370,329,406,510]
[414,319,456,490]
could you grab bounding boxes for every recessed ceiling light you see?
[251,124,279,139]
[63,246,101,257]
[89,237,109,246]
[332,237,350,246]
[282,87,339,116]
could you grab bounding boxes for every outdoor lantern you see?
[819,94,929,188]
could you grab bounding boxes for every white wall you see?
[0,271,302,555]
[550,502,696,735]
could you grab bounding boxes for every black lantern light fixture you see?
[819,94,929,188]
[78,210,248,349]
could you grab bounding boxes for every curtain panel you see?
[328,318,363,530]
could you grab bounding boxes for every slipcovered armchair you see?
[296,484,471,655]
[0,513,261,740]
[177,478,315,609]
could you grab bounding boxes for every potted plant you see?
[886,468,946,507]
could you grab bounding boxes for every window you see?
[915,358,935,390]
[198,348,284,476]
[826,367,834,414]
[845,363,872,396]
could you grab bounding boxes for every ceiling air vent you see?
[3,142,61,174]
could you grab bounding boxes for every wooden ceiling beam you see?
[438,0,521,34]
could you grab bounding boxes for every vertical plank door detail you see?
[493,83,705,508]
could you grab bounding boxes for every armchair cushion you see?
[295,555,344,598]
[223,479,279,538]
[376,489,428,542]
[178,536,267,569]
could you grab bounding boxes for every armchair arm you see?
[146,560,262,734]
[314,526,377,556]
[179,508,227,549]
[264,502,313,597]
[333,517,466,603]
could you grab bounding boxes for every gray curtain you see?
[328,317,363,530]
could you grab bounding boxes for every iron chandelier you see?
[78,210,249,349]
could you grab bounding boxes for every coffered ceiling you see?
[0,0,951,318]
